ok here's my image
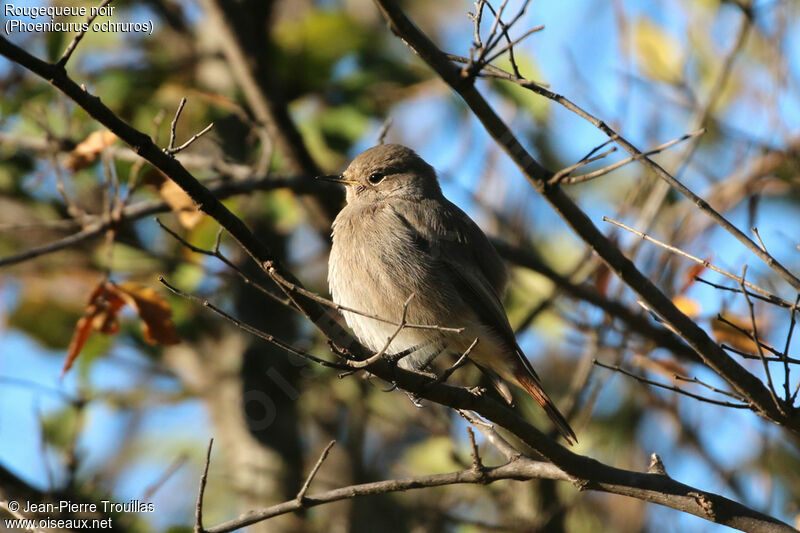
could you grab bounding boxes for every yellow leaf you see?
[143,169,204,229]
[672,295,701,318]
[633,17,684,83]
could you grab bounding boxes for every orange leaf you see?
[62,281,126,377]
[117,282,181,345]
[143,169,203,229]
[679,261,709,294]
[65,130,117,171]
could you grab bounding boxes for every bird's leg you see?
[382,340,445,407]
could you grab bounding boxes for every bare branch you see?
[158,277,350,370]
[559,129,705,185]
[426,338,479,388]
[0,174,311,268]
[673,374,747,402]
[466,427,485,474]
[603,216,791,308]
[297,440,336,502]
[694,277,795,310]
[483,24,544,66]
[194,438,213,533]
[738,266,787,411]
[594,360,750,409]
[377,117,393,145]
[168,97,187,153]
[345,294,416,369]
[57,0,113,68]
[270,274,463,334]
[548,146,617,185]
[156,218,294,308]
[165,98,214,155]
[168,122,215,156]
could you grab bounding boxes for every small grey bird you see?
[324,144,576,445]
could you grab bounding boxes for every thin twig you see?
[458,410,522,462]
[346,294,416,368]
[720,344,800,365]
[785,295,800,403]
[195,438,213,533]
[57,0,113,67]
[603,217,789,306]
[269,274,463,334]
[168,122,215,155]
[142,453,189,502]
[738,266,786,414]
[594,359,750,409]
[751,227,768,253]
[169,98,187,152]
[694,276,794,310]
[159,276,350,370]
[560,129,704,185]
[426,338,479,388]
[548,146,617,185]
[156,218,294,307]
[466,427,485,474]
[715,316,784,359]
[377,117,393,145]
[483,24,544,66]
[52,156,87,220]
[297,441,336,502]
[673,374,746,401]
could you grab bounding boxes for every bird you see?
[322,144,576,445]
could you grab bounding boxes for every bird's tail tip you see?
[514,370,578,446]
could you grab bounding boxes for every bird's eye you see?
[368,172,384,184]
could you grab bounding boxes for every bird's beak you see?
[315,174,359,186]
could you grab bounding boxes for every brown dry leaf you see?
[672,295,701,319]
[65,130,117,171]
[62,281,180,377]
[62,281,126,377]
[711,314,771,354]
[143,169,203,229]
[593,263,612,297]
[117,282,181,345]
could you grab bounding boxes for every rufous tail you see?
[514,369,577,445]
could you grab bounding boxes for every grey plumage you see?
[326,144,576,445]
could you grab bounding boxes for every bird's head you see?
[318,144,441,204]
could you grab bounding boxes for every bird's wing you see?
[387,198,577,444]
[387,197,514,345]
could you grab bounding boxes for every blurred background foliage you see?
[1,0,800,532]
